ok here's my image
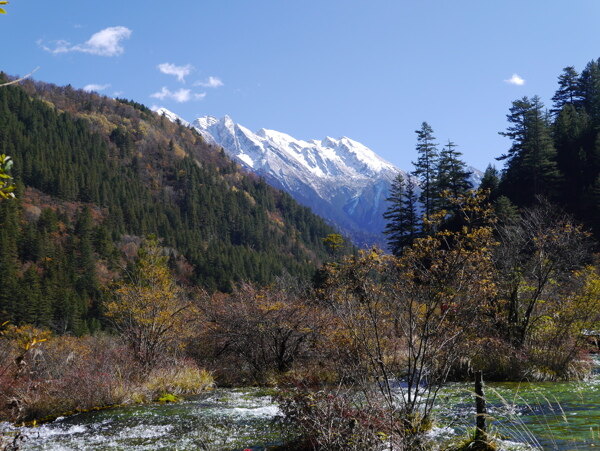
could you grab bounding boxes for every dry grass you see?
[0,330,213,424]
[144,362,214,399]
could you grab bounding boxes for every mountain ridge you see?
[154,107,482,247]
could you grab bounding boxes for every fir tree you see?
[478,165,500,200]
[412,122,438,221]
[551,66,581,114]
[383,173,420,256]
[434,140,472,211]
[498,96,561,205]
[578,59,600,123]
[553,104,588,203]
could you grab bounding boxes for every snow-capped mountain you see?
[153,107,481,247]
[191,114,405,246]
[154,107,190,128]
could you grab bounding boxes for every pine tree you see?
[578,59,600,124]
[478,165,500,200]
[383,173,420,256]
[412,122,438,221]
[551,66,581,114]
[434,140,473,211]
[498,96,562,205]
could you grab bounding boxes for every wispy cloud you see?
[505,73,525,86]
[83,83,110,92]
[157,63,193,82]
[40,26,132,57]
[150,87,206,103]
[194,76,224,88]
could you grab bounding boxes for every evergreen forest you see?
[384,58,600,256]
[0,76,337,334]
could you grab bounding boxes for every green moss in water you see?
[157,393,180,403]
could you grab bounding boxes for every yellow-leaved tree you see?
[106,238,193,370]
[0,154,15,200]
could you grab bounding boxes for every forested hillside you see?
[0,76,337,334]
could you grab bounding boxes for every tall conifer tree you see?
[412,122,438,221]
[383,173,420,256]
[434,140,473,211]
[578,59,600,124]
[498,96,561,205]
[478,165,500,200]
[551,66,581,114]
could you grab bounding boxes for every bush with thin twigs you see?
[0,329,212,423]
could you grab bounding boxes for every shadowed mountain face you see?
[156,108,482,247]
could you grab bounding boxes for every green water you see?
[3,375,600,450]
[437,377,600,450]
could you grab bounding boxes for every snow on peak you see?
[148,109,482,247]
[322,136,396,174]
[158,111,397,183]
[221,115,234,125]
[151,107,190,127]
[194,115,219,129]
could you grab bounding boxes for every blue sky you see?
[2,0,600,170]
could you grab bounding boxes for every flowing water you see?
[1,389,290,451]
[436,377,600,450]
[2,375,600,450]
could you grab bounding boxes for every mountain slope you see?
[0,78,338,333]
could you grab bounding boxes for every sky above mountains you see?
[2,0,600,170]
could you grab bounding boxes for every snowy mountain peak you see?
[221,115,234,125]
[159,109,481,247]
[320,136,397,175]
[152,107,190,127]
[194,115,219,129]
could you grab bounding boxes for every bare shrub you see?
[491,201,600,379]
[197,279,327,385]
[1,333,140,422]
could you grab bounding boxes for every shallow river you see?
[2,375,600,450]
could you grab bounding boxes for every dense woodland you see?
[0,75,338,334]
[494,59,600,233]
[384,58,600,256]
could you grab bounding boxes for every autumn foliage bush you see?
[195,279,329,385]
[470,203,600,380]
[0,325,212,423]
[274,194,600,449]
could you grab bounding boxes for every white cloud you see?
[83,83,110,92]
[41,26,132,56]
[150,87,206,103]
[158,63,193,82]
[194,76,224,88]
[505,73,525,86]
